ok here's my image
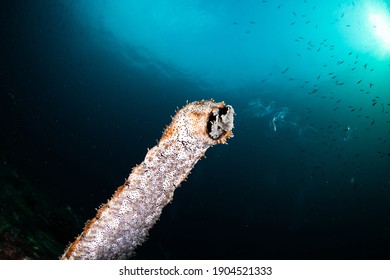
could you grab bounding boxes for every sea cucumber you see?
[61,100,235,259]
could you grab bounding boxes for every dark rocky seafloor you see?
[0,154,82,259]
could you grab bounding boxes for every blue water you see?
[1,0,389,259]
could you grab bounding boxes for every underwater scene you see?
[1,0,389,259]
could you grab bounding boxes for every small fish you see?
[369,83,374,88]
[281,67,289,73]
[250,21,256,24]
[372,102,377,106]
[357,79,362,84]
[336,99,342,103]
[371,120,375,125]
[364,63,367,69]
[317,74,321,79]
[348,52,352,55]
[291,21,296,25]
